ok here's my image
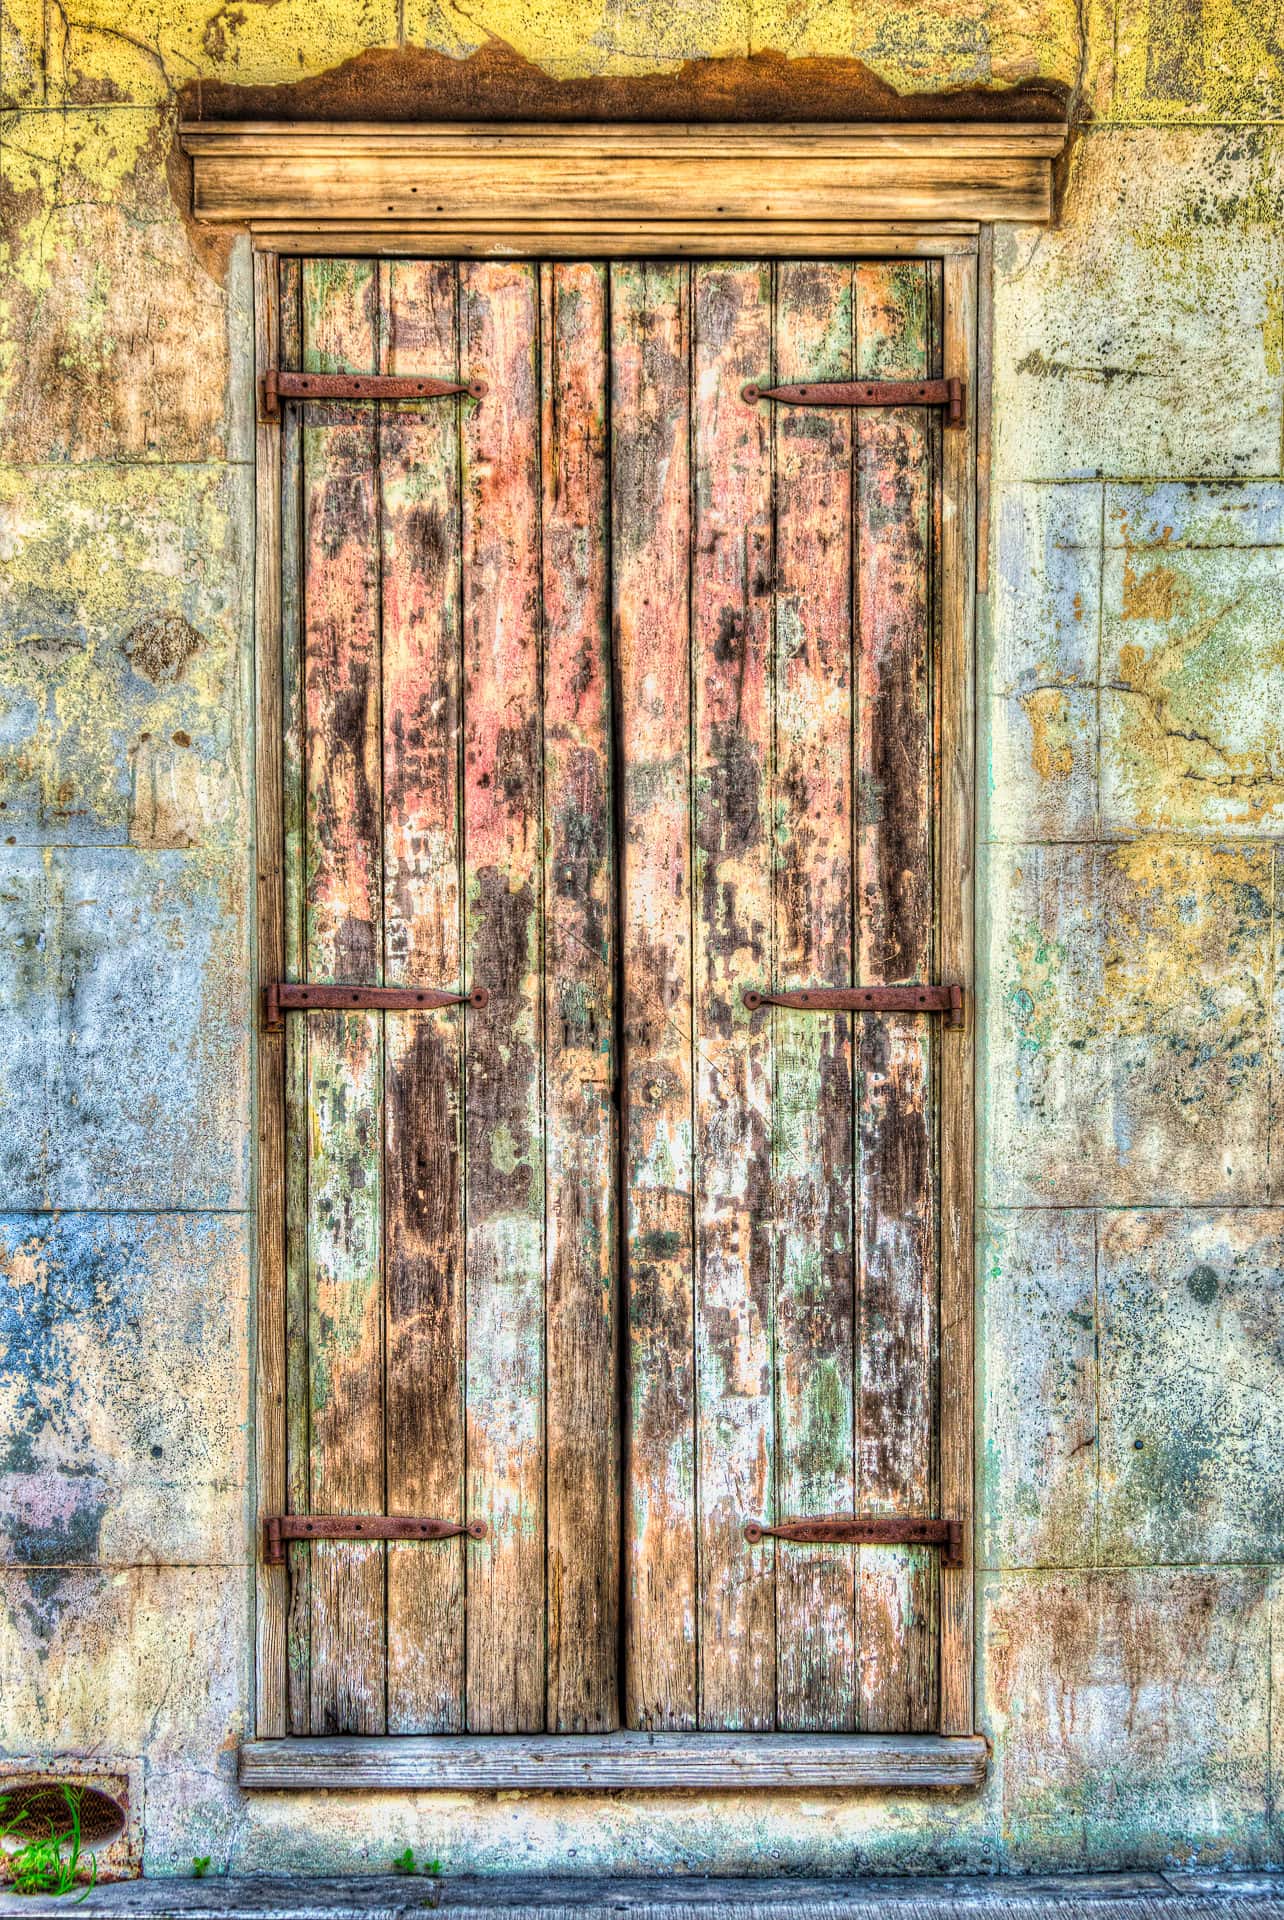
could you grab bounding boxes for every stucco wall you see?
[1,0,1281,1880]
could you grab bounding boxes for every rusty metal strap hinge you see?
[743,983,965,1029]
[744,1516,963,1566]
[263,1514,487,1564]
[742,375,965,428]
[259,369,487,421]
[263,981,488,1031]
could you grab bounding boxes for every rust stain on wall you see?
[178,39,1071,125]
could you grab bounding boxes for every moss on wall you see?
[1,0,1282,1882]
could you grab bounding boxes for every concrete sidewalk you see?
[2,1872,1282,1920]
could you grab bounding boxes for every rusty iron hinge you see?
[259,369,487,421]
[744,1515,963,1566]
[263,981,488,1031]
[263,1514,487,1564]
[742,983,965,1029]
[742,375,965,428]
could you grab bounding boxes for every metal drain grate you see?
[1,1783,125,1852]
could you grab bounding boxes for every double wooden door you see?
[273,253,957,1738]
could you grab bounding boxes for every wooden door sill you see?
[239,1733,987,1793]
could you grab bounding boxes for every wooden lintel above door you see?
[179,120,1066,255]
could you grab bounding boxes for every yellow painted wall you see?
[1,0,1282,1882]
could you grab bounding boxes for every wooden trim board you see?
[252,250,289,1740]
[249,228,982,1754]
[240,1734,989,1793]
[937,252,978,1736]
[182,122,1064,254]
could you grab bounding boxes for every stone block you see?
[992,129,1282,482]
[0,0,43,105]
[0,1211,250,1570]
[986,686,1098,844]
[1100,543,1284,835]
[50,846,251,1210]
[982,840,1272,1206]
[989,483,1103,692]
[0,1563,247,1763]
[1097,1209,1284,1565]
[1,110,252,465]
[1108,481,1284,549]
[0,461,250,847]
[982,1567,1272,1867]
[979,1208,1097,1570]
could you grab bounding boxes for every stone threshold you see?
[2,1871,1282,1920]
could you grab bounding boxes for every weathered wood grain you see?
[691,260,776,1731]
[253,248,288,1741]
[239,1732,989,1792]
[613,261,698,1732]
[279,256,313,1738]
[459,260,546,1732]
[938,251,977,1735]
[183,120,1065,242]
[853,261,937,1732]
[268,248,966,1740]
[540,262,619,1733]
[771,261,858,1732]
[301,256,387,1736]
[379,258,467,1734]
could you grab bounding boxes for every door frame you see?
[193,117,1068,1783]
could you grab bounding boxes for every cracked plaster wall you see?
[1,0,1282,1882]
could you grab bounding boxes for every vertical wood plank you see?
[380,259,467,1734]
[974,229,994,601]
[771,261,858,1732]
[541,263,619,1733]
[301,256,386,1736]
[691,260,775,1731]
[460,260,546,1733]
[614,261,698,1732]
[279,257,312,1736]
[939,252,978,1735]
[253,248,287,1740]
[854,261,937,1732]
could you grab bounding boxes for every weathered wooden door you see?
[275,255,950,1736]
